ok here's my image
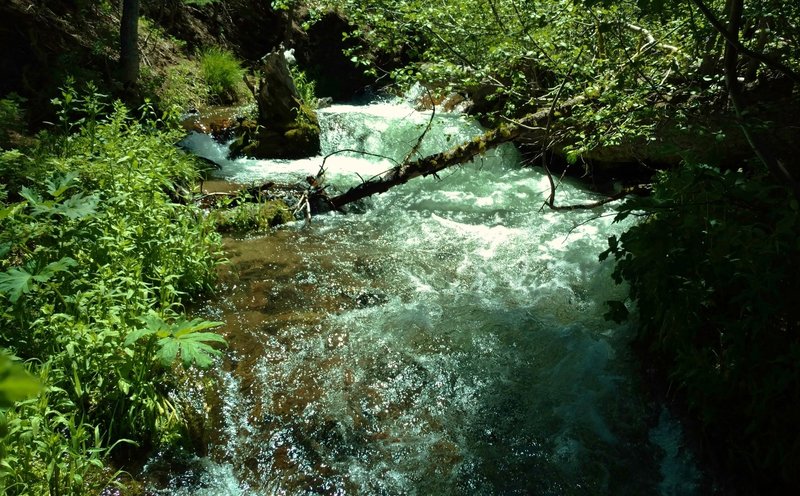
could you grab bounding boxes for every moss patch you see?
[209,200,293,232]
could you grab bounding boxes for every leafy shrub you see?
[0,84,225,493]
[289,66,319,128]
[602,164,800,491]
[199,47,245,104]
[290,66,318,111]
[0,95,26,149]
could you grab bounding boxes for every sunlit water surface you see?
[147,99,700,495]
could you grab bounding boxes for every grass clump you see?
[199,47,246,104]
[157,60,210,112]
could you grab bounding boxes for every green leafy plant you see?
[0,84,225,493]
[289,66,319,128]
[602,163,800,489]
[0,257,76,303]
[0,354,40,409]
[126,313,226,369]
[208,198,293,232]
[0,94,26,149]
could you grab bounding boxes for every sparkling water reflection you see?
[147,100,699,495]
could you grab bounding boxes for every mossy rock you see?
[210,200,294,232]
[229,120,320,159]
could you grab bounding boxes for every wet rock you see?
[255,51,301,128]
[181,106,242,142]
[354,291,388,308]
[229,119,320,159]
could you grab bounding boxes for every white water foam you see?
[162,99,701,495]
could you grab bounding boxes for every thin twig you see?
[545,185,650,212]
[689,0,800,84]
[562,211,619,243]
[403,88,437,163]
[500,115,546,131]
[541,47,583,212]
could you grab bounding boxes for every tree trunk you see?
[119,0,140,88]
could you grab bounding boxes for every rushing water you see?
[149,99,700,495]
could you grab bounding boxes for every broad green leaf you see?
[31,257,77,283]
[0,354,41,408]
[0,267,33,302]
[182,331,227,345]
[151,317,226,369]
[54,193,99,219]
[117,378,131,395]
[18,187,41,205]
[45,172,80,199]
[156,339,180,366]
[0,203,24,222]
[180,342,218,368]
[123,327,156,347]
[139,312,170,336]
[172,318,226,337]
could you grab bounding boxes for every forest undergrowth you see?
[0,82,226,495]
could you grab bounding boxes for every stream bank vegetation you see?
[0,83,226,494]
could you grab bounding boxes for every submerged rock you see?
[182,107,242,142]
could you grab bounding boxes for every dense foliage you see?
[311,0,799,160]
[601,164,800,490]
[0,84,224,494]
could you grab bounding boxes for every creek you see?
[145,96,699,495]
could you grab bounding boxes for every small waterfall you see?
[152,99,699,495]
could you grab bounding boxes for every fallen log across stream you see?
[323,101,568,209]
[318,95,646,212]
[197,94,648,222]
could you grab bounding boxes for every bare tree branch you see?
[689,0,800,85]
[403,89,436,163]
[719,0,800,197]
[326,97,586,210]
